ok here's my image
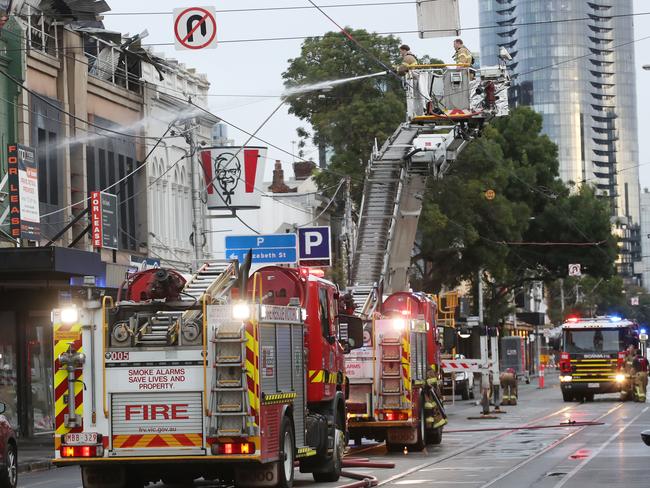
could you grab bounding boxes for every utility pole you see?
[560,278,565,315]
[343,177,354,286]
[478,268,491,414]
[185,119,205,267]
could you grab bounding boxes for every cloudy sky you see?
[103,0,650,186]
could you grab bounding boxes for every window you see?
[86,117,138,250]
[319,288,330,339]
[31,96,62,207]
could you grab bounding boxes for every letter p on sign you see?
[298,226,331,267]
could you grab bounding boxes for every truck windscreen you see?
[563,328,622,354]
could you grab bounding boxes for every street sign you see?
[568,263,581,277]
[91,191,119,250]
[174,6,217,51]
[298,226,332,267]
[225,234,297,264]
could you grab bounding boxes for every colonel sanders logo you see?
[214,152,241,205]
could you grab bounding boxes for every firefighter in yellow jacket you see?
[453,38,473,66]
[423,365,447,429]
[397,44,419,76]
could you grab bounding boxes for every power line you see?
[299,179,345,227]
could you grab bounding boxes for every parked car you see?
[442,354,475,400]
[642,430,650,446]
[0,403,16,488]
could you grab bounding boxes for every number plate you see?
[64,432,98,445]
[588,383,600,388]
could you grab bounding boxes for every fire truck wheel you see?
[426,427,443,446]
[278,416,295,488]
[412,408,426,451]
[313,426,344,482]
[0,442,16,488]
[385,442,404,453]
[561,391,574,402]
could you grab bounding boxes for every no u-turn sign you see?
[174,6,218,50]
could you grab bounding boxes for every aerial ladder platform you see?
[350,64,510,314]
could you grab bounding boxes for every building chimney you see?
[268,160,297,194]
[293,160,317,181]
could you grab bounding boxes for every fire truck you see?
[345,292,443,451]
[558,316,639,402]
[51,260,363,488]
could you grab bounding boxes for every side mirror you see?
[0,403,6,414]
[339,314,364,352]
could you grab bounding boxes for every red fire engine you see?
[346,292,445,451]
[52,261,362,488]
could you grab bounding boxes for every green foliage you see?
[282,29,441,197]
[415,107,617,325]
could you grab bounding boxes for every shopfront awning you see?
[0,246,105,284]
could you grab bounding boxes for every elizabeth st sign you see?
[225,227,333,266]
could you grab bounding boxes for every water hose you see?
[445,421,604,433]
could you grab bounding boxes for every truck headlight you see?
[60,307,79,324]
[232,302,250,320]
[392,319,406,331]
[615,374,625,383]
[559,375,573,382]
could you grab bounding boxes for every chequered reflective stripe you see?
[112,433,203,449]
[308,370,339,384]
[53,321,83,447]
[245,321,260,428]
[261,392,297,405]
[401,334,411,405]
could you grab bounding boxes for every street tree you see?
[414,107,617,325]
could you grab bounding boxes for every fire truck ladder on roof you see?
[137,260,239,346]
[209,320,252,437]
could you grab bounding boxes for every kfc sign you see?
[200,146,267,210]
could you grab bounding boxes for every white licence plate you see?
[588,383,600,388]
[64,432,98,445]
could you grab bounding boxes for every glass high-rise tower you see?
[479,0,641,277]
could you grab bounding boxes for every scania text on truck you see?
[51,261,363,488]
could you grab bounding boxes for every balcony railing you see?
[24,5,59,58]
[84,35,141,94]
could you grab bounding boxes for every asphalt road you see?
[18,374,650,487]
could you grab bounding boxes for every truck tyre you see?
[562,391,573,402]
[0,442,17,488]
[385,441,403,453]
[278,416,295,488]
[412,408,426,451]
[312,414,344,482]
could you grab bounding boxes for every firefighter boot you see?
[636,372,647,402]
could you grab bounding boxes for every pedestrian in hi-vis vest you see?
[632,350,649,402]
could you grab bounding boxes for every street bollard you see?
[538,363,545,389]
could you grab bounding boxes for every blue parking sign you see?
[298,227,331,267]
